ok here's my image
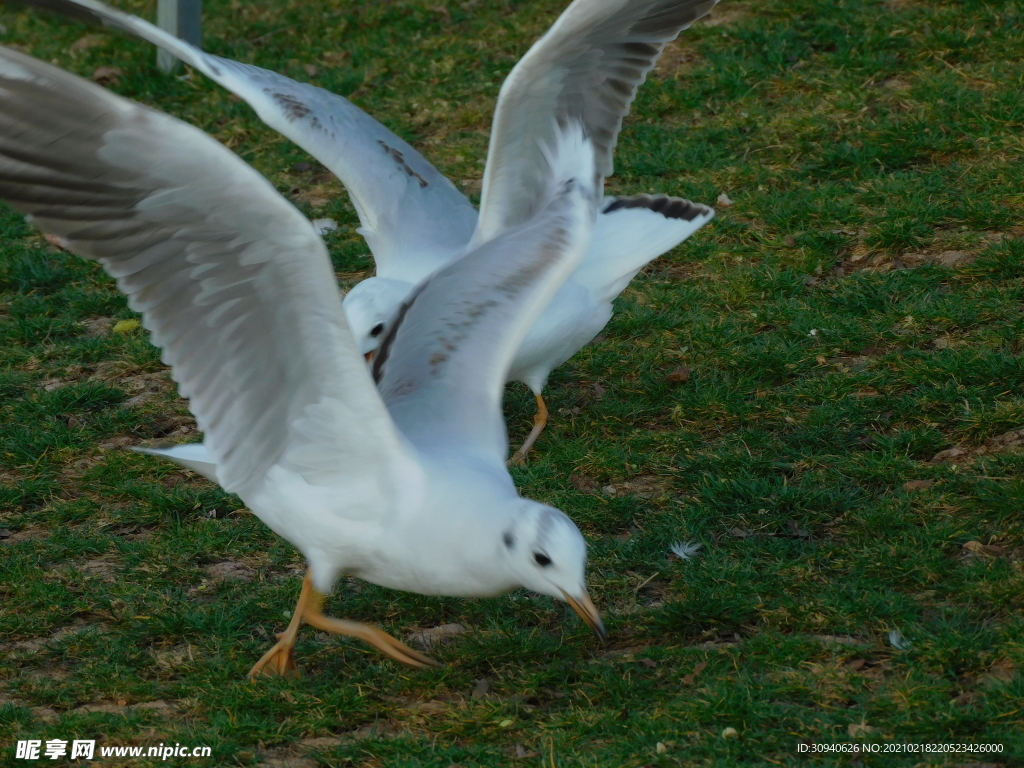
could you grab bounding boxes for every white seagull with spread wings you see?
[0,42,604,675]
[22,0,718,463]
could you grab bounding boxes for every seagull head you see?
[342,277,414,357]
[504,502,606,641]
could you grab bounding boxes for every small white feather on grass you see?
[888,630,912,650]
[670,541,702,561]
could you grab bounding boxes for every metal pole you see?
[156,0,202,74]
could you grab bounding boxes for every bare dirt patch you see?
[699,3,750,27]
[569,473,601,493]
[654,41,702,78]
[380,695,452,715]
[259,758,318,768]
[291,181,344,210]
[78,558,119,582]
[78,316,116,337]
[90,361,176,409]
[203,560,256,583]
[257,720,410,766]
[961,540,1024,562]
[405,623,467,650]
[1,622,111,660]
[844,247,980,274]
[931,427,1024,464]
[0,525,49,545]
[152,644,195,670]
[600,475,673,500]
[72,699,179,716]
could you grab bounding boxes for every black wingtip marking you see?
[602,194,710,222]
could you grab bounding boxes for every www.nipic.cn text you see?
[15,739,212,760]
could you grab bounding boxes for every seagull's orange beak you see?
[364,351,375,363]
[561,588,607,641]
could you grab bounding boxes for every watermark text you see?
[16,739,211,760]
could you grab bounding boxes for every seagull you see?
[0,44,605,675]
[23,0,718,463]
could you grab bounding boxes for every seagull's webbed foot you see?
[248,573,313,679]
[249,635,300,678]
[509,393,548,466]
[303,612,441,668]
[249,571,440,679]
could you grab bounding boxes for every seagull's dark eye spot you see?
[503,531,515,549]
[533,552,552,567]
[370,323,385,338]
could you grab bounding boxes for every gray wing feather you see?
[0,45,408,496]
[474,0,718,243]
[13,0,478,280]
[376,180,594,464]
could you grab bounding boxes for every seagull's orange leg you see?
[248,571,439,680]
[248,573,313,679]
[303,610,440,669]
[509,394,549,466]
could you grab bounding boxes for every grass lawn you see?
[2,0,1023,765]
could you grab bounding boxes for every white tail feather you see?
[133,443,218,482]
[539,120,597,208]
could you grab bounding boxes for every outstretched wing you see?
[474,0,718,244]
[14,0,477,280]
[374,129,596,465]
[0,45,413,498]
[582,194,714,302]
